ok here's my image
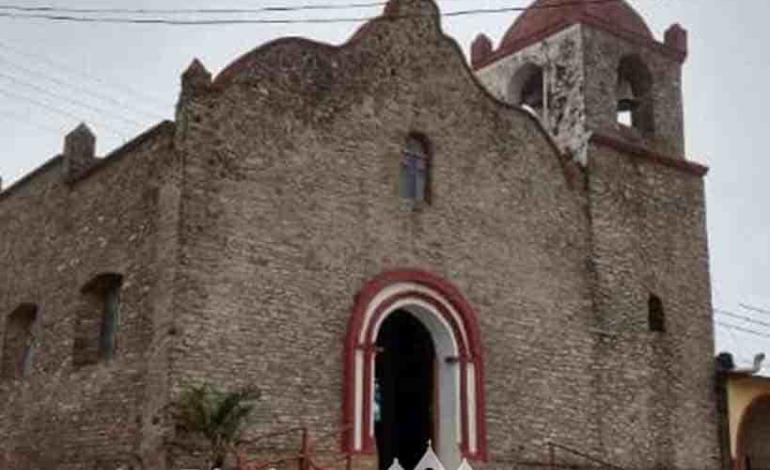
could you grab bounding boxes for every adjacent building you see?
[716,353,770,470]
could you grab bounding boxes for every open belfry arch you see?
[344,270,486,468]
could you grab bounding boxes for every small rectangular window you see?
[400,153,417,200]
[73,273,122,367]
[400,136,430,203]
[100,283,120,361]
[648,294,665,333]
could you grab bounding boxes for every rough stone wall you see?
[475,25,589,164]
[170,1,600,468]
[581,27,686,157]
[0,1,719,470]
[166,1,718,469]
[586,142,719,470]
[0,122,179,470]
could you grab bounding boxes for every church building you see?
[0,0,720,469]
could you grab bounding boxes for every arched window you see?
[1,304,38,380]
[73,273,123,367]
[648,293,665,333]
[509,63,544,115]
[616,55,654,133]
[400,135,429,202]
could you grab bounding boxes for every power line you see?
[717,324,756,366]
[713,304,767,367]
[0,11,463,26]
[714,309,770,330]
[0,2,385,15]
[0,87,127,139]
[715,321,770,341]
[0,70,144,128]
[0,87,82,121]
[0,108,65,134]
[739,303,770,317]
[0,40,168,105]
[0,54,166,121]
[0,0,612,16]
[0,0,622,26]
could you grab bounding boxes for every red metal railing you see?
[234,425,353,470]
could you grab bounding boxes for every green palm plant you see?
[177,383,259,469]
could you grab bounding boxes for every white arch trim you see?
[351,282,478,468]
[357,282,470,349]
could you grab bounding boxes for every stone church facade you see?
[0,0,719,469]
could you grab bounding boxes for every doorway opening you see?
[344,270,488,463]
[375,310,435,470]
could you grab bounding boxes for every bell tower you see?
[471,0,688,162]
[472,4,719,469]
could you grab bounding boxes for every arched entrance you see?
[736,395,770,470]
[375,311,435,470]
[343,270,487,468]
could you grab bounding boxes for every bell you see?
[521,85,543,109]
[616,77,638,112]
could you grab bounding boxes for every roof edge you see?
[207,0,581,190]
[0,120,175,203]
[590,132,707,177]
[473,14,686,71]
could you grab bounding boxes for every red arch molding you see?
[342,269,487,461]
[734,393,770,470]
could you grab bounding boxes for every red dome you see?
[501,0,653,50]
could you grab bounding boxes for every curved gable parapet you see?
[212,0,440,88]
[213,37,340,89]
[198,0,580,190]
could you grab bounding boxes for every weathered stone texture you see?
[477,23,686,164]
[0,122,178,469]
[0,1,718,469]
[587,142,717,470]
[582,27,686,157]
[476,25,588,163]
[170,7,595,467]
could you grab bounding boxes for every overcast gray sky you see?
[0,0,768,371]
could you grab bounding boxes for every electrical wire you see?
[715,321,770,341]
[716,322,755,366]
[0,54,166,121]
[0,0,615,16]
[0,2,386,14]
[0,40,168,105]
[714,309,770,330]
[0,70,144,128]
[739,303,770,317]
[714,309,770,371]
[0,0,617,148]
[0,0,623,26]
[0,87,127,139]
[0,108,65,134]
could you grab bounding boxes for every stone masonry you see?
[0,0,719,469]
